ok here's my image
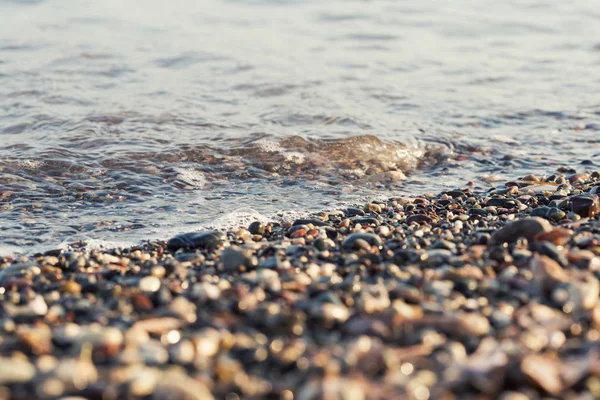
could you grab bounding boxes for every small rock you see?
[535,228,573,245]
[154,369,214,400]
[446,190,467,199]
[166,230,227,250]
[406,214,433,225]
[248,221,265,235]
[571,194,600,218]
[489,217,552,245]
[521,354,562,395]
[292,218,329,227]
[61,280,82,295]
[531,206,550,218]
[128,367,159,396]
[53,359,98,393]
[0,357,36,384]
[487,198,519,208]
[220,246,257,272]
[530,255,569,295]
[139,340,169,365]
[531,242,568,267]
[342,233,383,250]
[139,276,161,292]
[563,274,600,311]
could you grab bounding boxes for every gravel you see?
[1,169,600,399]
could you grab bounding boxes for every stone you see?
[530,255,569,295]
[166,230,227,250]
[406,214,433,224]
[154,370,214,400]
[489,217,552,245]
[54,359,98,393]
[0,357,36,384]
[520,354,563,395]
[220,246,258,272]
[571,194,600,218]
[139,276,161,292]
[342,233,383,250]
[292,218,330,227]
[486,198,519,208]
[248,221,265,235]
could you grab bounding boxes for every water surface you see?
[1,0,600,254]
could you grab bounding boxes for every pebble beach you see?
[2,169,600,399]
[3,1,600,399]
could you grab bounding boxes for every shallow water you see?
[1,0,600,254]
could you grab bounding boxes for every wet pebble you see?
[166,230,227,250]
[571,194,600,218]
[248,221,266,235]
[342,233,383,250]
[220,245,258,272]
[489,217,552,245]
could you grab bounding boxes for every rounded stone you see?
[166,230,227,250]
[139,276,161,292]
[489,217,552,245]
[248,221,265,235]
[220,246,257,272]
[0,357,36,384]
[571,194,600,218]
[342,233,383,250]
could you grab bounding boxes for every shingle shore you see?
[2,169,600,400]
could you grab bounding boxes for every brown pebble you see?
[571,194,600,218]
[151,266,166,278]
[406,214,433,225]
[489,217,552,245]
[530,255,569,294]
[522,174,539,182]
[521,354,562,395]
[290,229,307,238]
[535,228,573,246]
[132,293,154,311]
[60,281,81,295]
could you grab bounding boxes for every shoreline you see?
[1,169,600,399]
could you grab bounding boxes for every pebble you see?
[342,233,383,250]
[248,221,266,235]
[571,194,600,217]
[166,230,227,250]
[406,214,433,224]
[139,340,170,365]
[53,359,98,393]
[489,217,552,245]
[292,218,330,227]
[0,357,36,384]
[15,294,49,317]
[220,246,258,272]
[139,276,161,292]
[521,354,563,395]
[487,197,519,208]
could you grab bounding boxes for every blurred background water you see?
[1,0,599,254]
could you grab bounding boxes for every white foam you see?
[210,208,272,229]
[17,160,43,170]
[174,168,206,188]
[0,244,24,257]
[253,139,282,153]
[282,151,305,163]
[78,238,138,251]
[0,238,138,258]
